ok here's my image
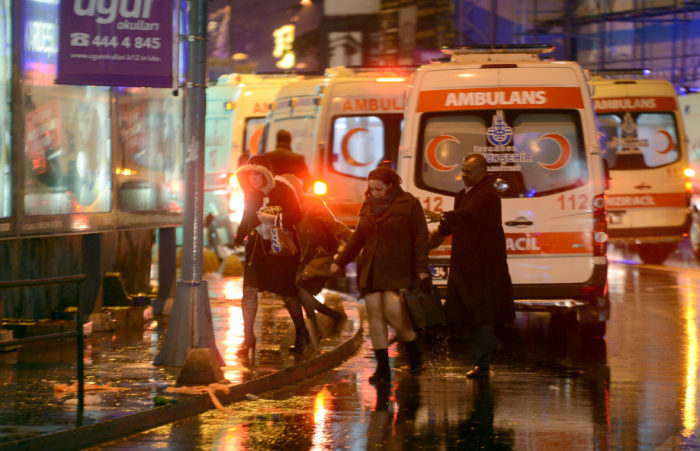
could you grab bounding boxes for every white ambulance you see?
[204,73,301,255]
[679,92,700,260]
[397,45,609,337]
[590,70,693,264]
[262,66,411,225]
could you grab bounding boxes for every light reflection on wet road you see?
[96,243,700,450]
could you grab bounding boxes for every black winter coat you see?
[264,147,312,190]
[235,170,302,297]
[296,194,352,294]
[438,176,514,326]
[335,190,430,294]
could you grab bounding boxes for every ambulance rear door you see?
[592,79,691,264]
[402,64,607,304]
[679,92,700,260]
[320,77,407,224]
[205,83,241,221]
[264,78,324,172]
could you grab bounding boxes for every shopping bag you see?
[401,286,445,330]
[270,213,298,256]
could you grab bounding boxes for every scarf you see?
[369,187,402,216]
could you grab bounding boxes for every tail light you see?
[592,194,607,258]
[684,168,696,202]
[313,180,327,196]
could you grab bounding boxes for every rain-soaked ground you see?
[0,278,360,445]
[89,240,700,450]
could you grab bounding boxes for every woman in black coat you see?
[276,173,352,339]
[234,155,309,356]
[332,167,430,384]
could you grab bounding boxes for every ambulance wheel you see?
[690,209,700,261]
[637,243,672,265]
[580,321,606,340]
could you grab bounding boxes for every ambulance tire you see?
[580,321,606,340]
[690,209,700,262]
[637,243,672,265]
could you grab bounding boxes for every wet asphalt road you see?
[94,241,700,450]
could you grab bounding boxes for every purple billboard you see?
[57,0,174,88]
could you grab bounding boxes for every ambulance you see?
[262,66,412,225]
[590,70,693,264]
[397,45,609,337]
[679,92,700,261]
[204,73,301,256]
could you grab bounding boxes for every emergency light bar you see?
[589,68,651,77]
[441,44,555,55]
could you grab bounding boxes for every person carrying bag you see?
[332,166,430,385]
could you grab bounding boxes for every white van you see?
[204,73,301,255]
[262,66,411,225]
[679,92,700,260]
[397,45,609,337]
[590,71,693,264]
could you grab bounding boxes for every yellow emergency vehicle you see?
[679,91,700,260]
[262,66,412,225]
[590,70,692,264]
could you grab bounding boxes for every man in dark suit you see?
[427,153,514,378]
[264,129,312,190]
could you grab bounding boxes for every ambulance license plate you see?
[430,265,449,285]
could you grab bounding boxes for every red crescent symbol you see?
[537,133,572,170]
[341,128,373,167]
[425,135,460,172]
[249,128,264,156]
[655,130,674,154]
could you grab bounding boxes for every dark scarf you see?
[369,186,402,216]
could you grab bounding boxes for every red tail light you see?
[593,194,607,257]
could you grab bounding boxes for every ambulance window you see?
[331,116,385,179]
[265,116,317,163]
[417,110,587,198]
[243,117,266,157]
[598,112,679,169]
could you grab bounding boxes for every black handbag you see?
[401,286,445,330]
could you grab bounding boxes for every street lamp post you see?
[155,0,224,380]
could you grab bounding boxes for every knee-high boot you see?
[369,348,391,385]
[284,296,310,353]
[403,340,423,374]
[237,287,258,356]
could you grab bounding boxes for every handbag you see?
[270,213,299,256]
[401,285,445,330]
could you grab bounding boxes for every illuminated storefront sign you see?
[272,24,295,69]
[56,0,174,88]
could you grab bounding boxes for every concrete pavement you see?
[0,276,363,450]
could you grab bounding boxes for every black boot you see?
[404,340,423,374]
[284,296,310,354]
[369,349,391,385]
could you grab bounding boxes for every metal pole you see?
[155,0,223,367]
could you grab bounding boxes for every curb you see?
[0,323,364,451]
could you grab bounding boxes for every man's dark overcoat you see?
[438,176,514,326]
[264,146,312,190]
[335,190,430,294]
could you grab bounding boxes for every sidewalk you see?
[0,276,363,451]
